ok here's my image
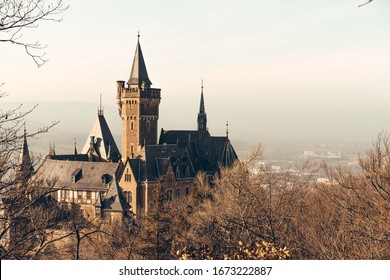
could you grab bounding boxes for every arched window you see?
[124,173,131,182]
[176,188,180,198]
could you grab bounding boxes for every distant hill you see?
[2,101,121,156]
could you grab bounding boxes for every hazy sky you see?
[2,0,390,149]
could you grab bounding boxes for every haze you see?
[1,0,390,155]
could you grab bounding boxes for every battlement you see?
[116,80,161,99]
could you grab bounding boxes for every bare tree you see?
[0,88,61,259]
[0,0,68,67]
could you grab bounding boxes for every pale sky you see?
[1,0,390,150]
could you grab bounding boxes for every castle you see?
[29,35,238,221]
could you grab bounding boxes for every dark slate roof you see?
[211,136,238,167]
[159,130,199,148]
[35,159,120,191]
[128,38,152,86]
[117,158,143,182]
[136,144,194,182]
[101,174,130,212]
[80,114,121,162]
[159,129,238,174]
[129,159,142,182]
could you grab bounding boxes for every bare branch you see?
[359,0,373,7]
[0,0,68,67]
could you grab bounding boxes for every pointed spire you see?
[128,34,152,87]
[16,124,34,183]
[73,138,78,155]
[18,125,33,173]
[197,79,207,132]
[80,114,121,162]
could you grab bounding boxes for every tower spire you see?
[73,138,78,155]
[17,125,33,183]
[197,79,207,132]
[128,34,152,87]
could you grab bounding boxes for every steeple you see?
[197,80,207,132]
[128,34,152,88]
[17,126,34,183]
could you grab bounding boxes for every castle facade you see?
[33,35,238,220]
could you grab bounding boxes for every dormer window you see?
[71,168,82,183]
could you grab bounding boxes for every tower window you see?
[131,122,134,130]
[147,121,151,132]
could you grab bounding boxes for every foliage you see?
[176,240,289,260]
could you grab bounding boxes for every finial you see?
[23,122,27,137]
[137,29,140,39]
[74,138,78,155]
[226,121,229,137]
[201,79,203,93]
[98,93,104,116]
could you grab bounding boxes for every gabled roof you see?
[35,159,120,191]
[118,158,142,182]
[158,129,238,173]
[128,36,152,87]
[211,136,238,167]
[101,174,130,212]
[159,129,200,148]
[136,144,194,181]
[80,114,121,162]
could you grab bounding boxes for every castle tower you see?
[116,34,161,159]
[197,80,207,132]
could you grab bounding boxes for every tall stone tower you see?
[116,35,161,160]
